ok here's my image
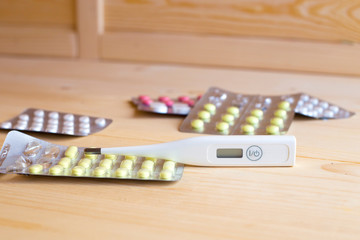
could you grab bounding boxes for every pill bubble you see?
[310,98,319,105]
[33,117,44,123]
[79,116,90,123]
[24,141,42,157]
[163,161,176,172]
[1,122,12,129]
[137,169,151,179]
[266,125,280,135]
[274,109,287,119]
[150,102,168,114]
[204,103,216,114]
[246,116,259,126]
[191,119,204,129]
[65,146,78,160]
[78,158,92,169]
[44,145,60,159]
[278,101,291,111]
[141,160,155,171]
[49,112,59,119]
[251,109,263,119]
[198,110,211,120]
[226,106,239,116]
[241,124,255,134]
[72,166,85,176]
[120,159,134,170]
[323,110,335,118]
[49,165,64,175]
[58,157,72,169]
[329,106,339,114]
[216,122,229,132]
[319,101,329,109]
[222,114,235,123]
[99,159,112,170]
[270,117,284,128]
[63,114,74,121]
[93,167,107,177]
[115,168,129,178]
[159,170,173,180]
[95,118,106,127]
[29,164,44,174]
[34,110,45,117]
[19,114,29,121]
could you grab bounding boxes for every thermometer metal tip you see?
[84,148,101,154]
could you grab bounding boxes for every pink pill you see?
[164,100,174,107]
[139,95,151,102]
[142,99,153,106]
[187,99,195,107]
[158,96,171,102]
[178,96,190,102]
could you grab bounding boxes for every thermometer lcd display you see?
[217,148,243,158]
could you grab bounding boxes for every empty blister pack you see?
[0,108,112,136]
[180,87,302,135]
[0,131,184,181]
[131,95,200,115]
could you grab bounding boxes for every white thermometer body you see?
[90,135,296,166]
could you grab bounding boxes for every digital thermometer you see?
[85,135,296,166]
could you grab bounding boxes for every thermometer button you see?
[246,145,263,161]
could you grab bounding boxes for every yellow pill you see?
[104,154,117,161]
[274,109,287,119]
[49,165,64,175]
[251,109,264,119]
[191,119,204,129]
[115,168,129,178]
[99,159,113,170]
[227,106,240,116]
[204,103,216,114]
[145,157,157,163]
[246,116,259,126]
[159,170,173,180]
[120,159,133,170]
[141,160,154,171]
[78,158,92,169]
[163,161,176,172]
[125,155,137,163]
[84,153,98,160]
[29,164,43,174]
[216,122,229,132]
[278,101,291,111]
[270,117,284,128]
[242,124,255,134]
[266,125,280,135]
[222,114,235,123]
[65,146,78,160]
[198,110,211,120]
[137,169,151,179]
[58,157,71,169]
[71,166,85,176]
[93,167,106,177]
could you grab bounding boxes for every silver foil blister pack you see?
[0,131,184,181]
[180,87,302,135]
[0,108,112,136]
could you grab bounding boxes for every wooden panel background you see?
[0,0,77,57]
[104,0,360,42]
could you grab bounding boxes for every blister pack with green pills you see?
[180,87,302,135]
[0,131,184,181]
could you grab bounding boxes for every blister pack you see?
[180,87,301,135]
[0,131,184,181]
[0,108,112,136]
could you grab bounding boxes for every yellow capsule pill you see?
[120,159,133,170]
[222,114,235,123]
[71,166,85,176]
[274,109,287,119]
[99,159,113,170]
[251,109,264,118]
[29,164,43,174]
[115,168,129,178]
[246,116,259,126]
[58,157,71,169]
[65,146,78,160]
[216,122,229,132]
[84,153,98,160]
[159,170,173,180]
[278,101,291,111]
[49,165,64,175]
[270,117,284,128]
[141,160,154,171]
[137,169,151,179]
[145,157,157,163]
[204,103,216,114]
[104,154,117,161]
[93,167,106,177]
[78,158,92,169]
[191,119,204,129]
[227,106,240,116]
[125,155,137,163]
[163,161,176,172]
[266,125,280,135]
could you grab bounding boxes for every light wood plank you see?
[0,57,359,239]
[0,25,77,57]
[101,31,360,76]
[105,0,360,42]
[0,0,75,29]
[76,0,104,59]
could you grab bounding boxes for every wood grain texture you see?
[0,25,77,57]
[0,57,359,239]
[104,0,360,42]
[101,31,360,76]
[0,0,76,29]
[76,0,104,59]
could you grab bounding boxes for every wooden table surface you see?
[0,57,359,240]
